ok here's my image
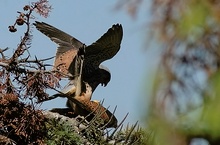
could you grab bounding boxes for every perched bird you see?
[51,97,118,128]
[34,22,122,127]
[69,95,118,128]
[34,21,123,100]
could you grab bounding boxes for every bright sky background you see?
[1,0,160,126]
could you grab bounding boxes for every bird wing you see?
[60,46,85,97]
[34,21,84,75]
[85,24,123,70]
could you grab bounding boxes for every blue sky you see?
[1,0,159,126]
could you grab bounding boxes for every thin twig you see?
[18,56,55,63]
[124,121,139,143]
[110,113,129,139]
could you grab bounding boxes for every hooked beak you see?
[101,82,107,87]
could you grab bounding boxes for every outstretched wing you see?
[34,21,84,75]
[85,24,123,70]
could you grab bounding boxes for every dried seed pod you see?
[23,5,30,11]
[16,18,25,26]
[8,26,17,32]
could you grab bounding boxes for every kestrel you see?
[34,22,122,127]
[51,97,118,128]
[34,21,123,98]
[69,94,117,128]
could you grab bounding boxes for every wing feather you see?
[34,21,83,51]
[34,21,84,75]
[85,24,123,69]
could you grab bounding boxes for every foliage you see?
[45,118,83,145]
[0,94,46,145]
[120,0,220,144]
[113,124,153,145]
[0,1,54,144]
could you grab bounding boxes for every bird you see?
[34,22,122,127]
[34,21,123,100]
[51,96,118,128]
[68,95,118,128]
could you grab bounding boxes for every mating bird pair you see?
[34,21,123,128]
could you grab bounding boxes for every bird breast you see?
[83,82,92,100]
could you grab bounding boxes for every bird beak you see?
[101,83,107,87]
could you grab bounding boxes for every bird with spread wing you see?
[34,22,123,128]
